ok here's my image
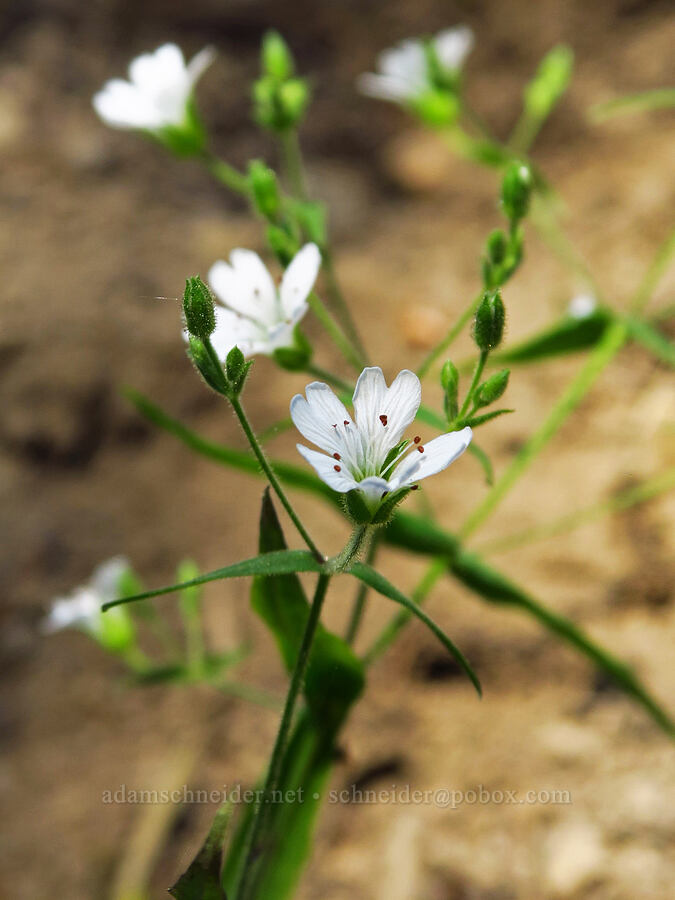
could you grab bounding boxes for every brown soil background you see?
[1,1,674,898]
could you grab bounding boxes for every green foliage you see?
[441,359,459,421]
[495,308,612,363]
[187,336,229,394]
[523,45,574,120]
[625,316,675,368]
[501,162,533,222]
[248,159,282,221]
[170,804,230,899]
[349,563,481,696]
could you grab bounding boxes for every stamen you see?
[411,484,419,491]
[413,436,421,444]
[381,491,389,499]
[379,414,388,426]
[418,445,425,453]
[333,453,341,460]
[334,465,341,472]
[344,420,350,426]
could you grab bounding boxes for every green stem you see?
[321,250,369,363]
[362,558,445,666]
[476,466,675,555]
[201,151,250,196]
[459,318,628,540]
[230,395,324,562]
[631,226,675,314]
[307,291,364,370]
[344,532,380,645]
[417,292,483,379]
[280,127,309,201]
[325,525,370,574]
[458,350,488,420]
[237,573,330,899]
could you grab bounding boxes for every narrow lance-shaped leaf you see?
[625,316,675,368]
[169,803,230,899]
[349,562,481,697]
[494,309,613,364]
[101,550,323,610]
[448,549,674,735]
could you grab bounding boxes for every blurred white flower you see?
[567,294,597,319]
[93,43,214,131]
[358,26,474,104]
[204,243,321,358]
[43,557,134,650]
[291,366,472,509]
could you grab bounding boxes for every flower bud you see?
[187,336,228,394]
[226,345,246,384]
[475,369,510,407]
[501,162,533,222]
[278,78,310,125]
[183,276,216,340]
[248,159,281,221]
[262,30,294,82]
[485,229,508,266]
[440,359,459,421]
[474,291,505,351]
[524,45,574,120]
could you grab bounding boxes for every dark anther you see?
[333,452,341,460]
[334,464,341,472]
[379,414,388,426]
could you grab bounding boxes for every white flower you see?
[43,557,130,637]
[291,367,472,509]
[205,243,321,358]
[93,43,214,131]
[358,26,474,104]
[567,294,597,319]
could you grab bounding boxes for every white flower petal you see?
[568,294,597,319]
[296,444,358,492]
[42,588,100,634]
[187,46,216,85]
[356,475,392,506]
[353,367,421,459]
[91,556,129,601]
[209,307,266,359]
[279,243,321,320]
[93,80,162,129]
[434,26,474,71]
[391,427,472,488]
[380,41,427,85]
[290,382,351,455]
[357,73,414,102]
[208,252,275,324]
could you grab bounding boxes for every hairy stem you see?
[344,532,380,645]
[230,395,324,562]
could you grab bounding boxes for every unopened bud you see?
[183,276,215,340]
[262,30,294,82]
[278,78,310,125]
[475,369,510,407]
[501,162,533,222]
[99,606,136,654]
[248,159,281,221]
[474,291,506,351]
[485,229,508,266]
[440,359,459,421]
[524,45,574,119]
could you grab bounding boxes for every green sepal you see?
[343,489,373,525]
[186,336,229,394]
[474,369,510,407]
[273,328,312,371]
[409,88,460,127]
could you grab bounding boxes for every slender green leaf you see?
[589,88,675,122]
[253,491,365,735]
[465,408,514,428]
[495,310,612,364]
[170,803,230,899]
[102,550,323,610]
[448,549,674,735]
[625,316,675,368]
[349,562,481,696]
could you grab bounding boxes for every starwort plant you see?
[40,25,675,900]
